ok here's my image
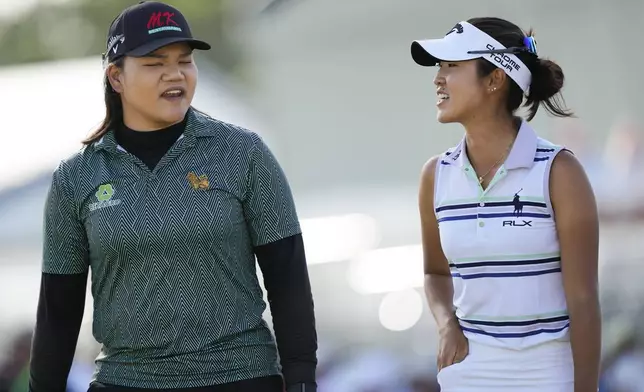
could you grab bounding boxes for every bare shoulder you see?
[418,155,443,216]
[549,149,597,217]
[420,155,442,187]
[550,150,594,195]
[551,149,587,180]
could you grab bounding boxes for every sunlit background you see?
[1,0,644,391]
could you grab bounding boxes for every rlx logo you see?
[502,220,532,227]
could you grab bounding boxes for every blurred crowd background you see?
[1,0,643,391]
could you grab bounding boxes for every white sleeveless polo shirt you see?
[434,120,569,350]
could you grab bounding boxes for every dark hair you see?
[82,57,125,145]
[468,17,572,121]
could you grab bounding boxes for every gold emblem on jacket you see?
[187,172,209,190]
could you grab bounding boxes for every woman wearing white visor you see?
[413,18,600,392]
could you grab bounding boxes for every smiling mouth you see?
[437,92,449,105]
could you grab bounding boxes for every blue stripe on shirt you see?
[460,323,569,338]
[438,212,550,223]
[451,268,561,279]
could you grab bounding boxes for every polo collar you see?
[94,107,206,152]
[448,120,538,170]
[504,120,538,169]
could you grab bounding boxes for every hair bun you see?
[529,58,564,101]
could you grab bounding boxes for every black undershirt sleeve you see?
[29,272,88,392]
[254,234,318,392]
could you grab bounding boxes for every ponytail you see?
[523,57,572,121]
[82,58,125,145]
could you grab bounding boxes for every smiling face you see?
[433,59,510,127]
[434,59,493,125]
[107,42,198,130]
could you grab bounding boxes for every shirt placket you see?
[462,163,508,233]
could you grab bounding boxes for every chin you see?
[436,111,457,124]
[159,105,190,124]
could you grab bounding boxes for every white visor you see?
[411,21,532,93]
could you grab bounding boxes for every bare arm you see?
[550,151,601,392]
[419,156,457,333]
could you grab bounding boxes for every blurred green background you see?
[0,0,241,71]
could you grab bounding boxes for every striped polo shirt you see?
[434,120,569,349]
[42,109,301,388]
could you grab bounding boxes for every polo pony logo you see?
[513,188,524,217]
[502,189,531,227]
[187,172,209,190]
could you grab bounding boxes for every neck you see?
[462,113,519,168]
[122,108,184,132]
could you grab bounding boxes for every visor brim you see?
[411,39,478,66]
[127,37,211,57]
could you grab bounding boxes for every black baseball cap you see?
[104,1,211,63]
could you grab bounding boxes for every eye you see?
[144,63,163,67]
[438,62,458,69]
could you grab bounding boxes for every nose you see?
[163,65,185,82]
[433,70,445,87]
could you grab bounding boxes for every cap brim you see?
[127,37,211,57]
[411,38,476,66]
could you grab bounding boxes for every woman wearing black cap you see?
[29,2,318,392]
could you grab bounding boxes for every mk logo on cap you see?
[147,11,182,34]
